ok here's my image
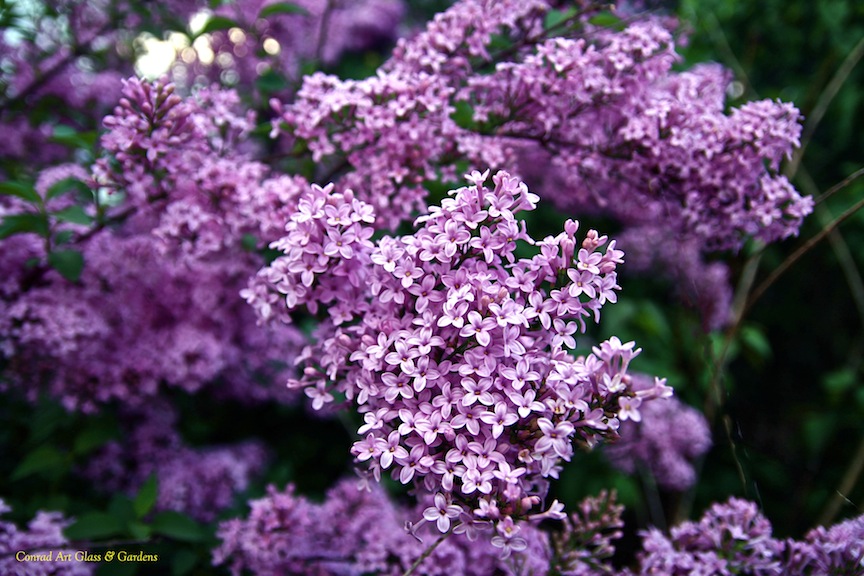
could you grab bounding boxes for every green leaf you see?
[241,233,259,252]
[133,475,159,518]
[172,550,199,576]
[48,250,85,282]
[65,512,124,541]
[11,445,66,481]
[150,511,207,542]
[197,15,239,36]
[109,494,136,527]
[47,177,91,200]
[544,7,577,30]
[823,368,856,397]
[255,69,288,94]
[127,521,151,540]
[259,2,308,18]
[740,324,772,361]
[50,126,97,149]
[73,419,118,456]
[588,11,623,28]
[0,181,40,203]
[53,205,93,225]
[0,213,49,239]
[450,101,476,130]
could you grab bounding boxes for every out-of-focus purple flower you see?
[0,500,94,576]
[637,498,785,575]
[213,478,513,576]
[81,403,268,522]
[605,374,712,491]
[785,513,864,575]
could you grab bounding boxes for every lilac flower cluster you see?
[245,169,672,548]
[271,0,811,327]
[213,478,518,576]
[275,3,811,244]
[216,480,864,575]
[0,227,303,410]
[0,500,94,576]
[637,498,785,575]
[81,402,268,522]
[786,513,864,575]
[605,374,712,491]
[95,77,313,256]
[633,498,864,575]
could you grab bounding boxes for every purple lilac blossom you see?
[271,0,810,327]
[604,374,712,491]
[636,498,786,575]
[0,0,204,171]
[634,499,864,575]
[274,2,811,245]
[0,78,305,411]
[80,402,268,522]
[244,169,673,551]
[785,514,864,575]
[0,500,94,576]
[0,228,302,410]
[213,477,547,575]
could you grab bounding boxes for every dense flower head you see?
[605,374,712,491]
[0,500,94,576]
[213,478,518,576]
[275,2,811,247]
[271,0,811,328]
[637,498,786,575]
[0,228,302,410]
[246,169,672,548]
[785,514,864,575]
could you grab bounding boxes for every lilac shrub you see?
[0,501,94,576]
[272,0,811,325]
[214,485,864,575]
[0,77,306,410]
[212,477,624,575]
[245,169,672,550]
[605,374,712,491]
[636,498,786,575]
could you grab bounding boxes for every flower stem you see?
[403,532,450,576]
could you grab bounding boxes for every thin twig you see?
[700,11,756,99]
[818,437,864,527]
[786,36,864,178]
[745,193,864,315]
[403,531,450,576]
[801,168,864,328]
[815,165,864,206]
[314,0,334,66]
